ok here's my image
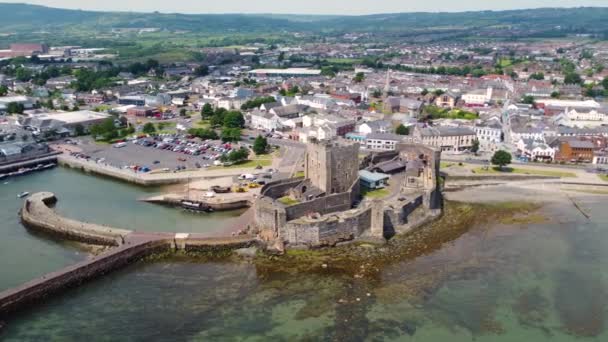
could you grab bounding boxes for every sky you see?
[2,0,608,15]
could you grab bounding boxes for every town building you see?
[413,126,477,152]
[365,133,405,151]
[359,170,390,189]
[555,140,595,163]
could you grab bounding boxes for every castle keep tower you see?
[305,139,360,195]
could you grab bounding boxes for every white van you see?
[113,142,127,148]
[239,173,256,180]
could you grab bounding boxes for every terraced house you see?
[413,126,477,152]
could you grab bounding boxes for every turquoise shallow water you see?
[0,167,244,291]
[2,188,608,340]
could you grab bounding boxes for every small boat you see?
[181,200,214,213]
[210,186,231,194]
[17,192,30,199]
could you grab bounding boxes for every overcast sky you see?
[3,0,608,15]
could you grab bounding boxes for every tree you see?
[491,150,512,170]
[529,72,545,80]
[241,96,276,110]
[395,124,409,135]
[74,124,85,136]
[354,72,365,83]
[179,108,187,117]
[602,77,608,90]
[521,95,535,105]
[421,89,429,96]
[6,102,24,114]
[564,72,582,85]
[221,127,241,142]
[0,85,7,96]
[223,111,245,128]
[471,139,480,154]
[253,135,268,155]
[201,103,214,119]
[194,65,209,77]
[142,122,156,134]
[188,128,218,140]
[227,147,249,163]
[434,89,445,96]
[551,91,561,98]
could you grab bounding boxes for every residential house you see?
[383,97,424,116]
[517,138,555,161]
[357,120,392,135]
[435,91,460,109]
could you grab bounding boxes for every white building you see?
[474,121,502,152]
[250,111,282,131]
[462,88,492,106]
[517,138,555,161]
[364,133,405,151]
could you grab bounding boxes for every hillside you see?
[0,3,607,37]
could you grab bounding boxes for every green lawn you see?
[210,159,272,170]
[473,167,576,178]
[362,188,390,199]
[193,120,211,129]
[294,171,305,178]
[599,174,608,182]
[440,162,455,169]
[278,196,300,206]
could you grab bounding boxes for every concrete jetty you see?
[0,192,257,319]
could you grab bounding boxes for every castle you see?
[253,138,441,249]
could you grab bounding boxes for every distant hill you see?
[0,3,607,36]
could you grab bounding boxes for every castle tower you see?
[305,139,359,194]
[370,199,385,238]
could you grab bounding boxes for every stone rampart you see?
[282,206,372,247]
[0,237,170,319]
[21,192,132,246]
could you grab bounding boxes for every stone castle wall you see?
[284,191,352,221]
[282,206,372,247]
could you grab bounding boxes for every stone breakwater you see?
[21,192,132,246]
[1,192,257,319]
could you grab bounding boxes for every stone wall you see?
[284,191,352,221]
[58,156,183,186]
[282,207,372,247]
[260,178,305,199]
[0,238,170,319]
[21,192,132,246]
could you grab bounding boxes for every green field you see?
[325,58,363,64]
[210,159,272,170]
[599,174,608,182]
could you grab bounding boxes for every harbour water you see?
[2,168,608,341]
[0,167,244,291]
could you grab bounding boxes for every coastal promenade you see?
[0,192,257,319]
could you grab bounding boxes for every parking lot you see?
[73,135,254,172]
